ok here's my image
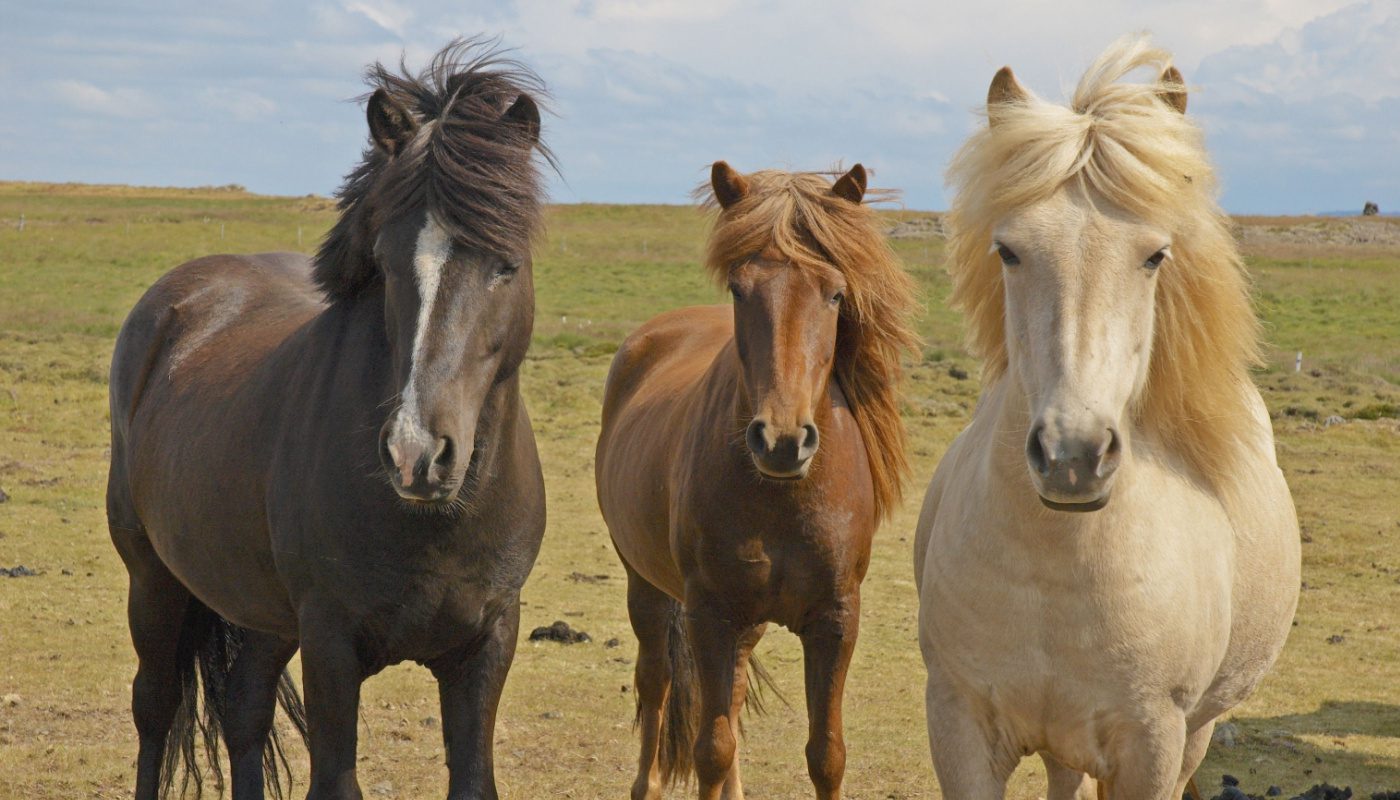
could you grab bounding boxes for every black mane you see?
[314,37,553,300]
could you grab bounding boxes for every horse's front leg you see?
[430,601,520,800]
[1098,711,1188,800]
[299,605,366,800]
[687,601,759,800]
[799,599,859,800]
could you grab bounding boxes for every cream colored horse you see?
[913,37,1300,800]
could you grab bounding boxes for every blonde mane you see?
[703,170,920,522]
[946,35,1262,486]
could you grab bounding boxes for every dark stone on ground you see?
[948,365,969,380]
[528,620,591,644]
[604,637,621,648]
[0,486,8,503]
[2,565,38,578]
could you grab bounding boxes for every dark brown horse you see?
[107,40,550,800]
[596,163,919,800]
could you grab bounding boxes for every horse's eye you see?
[1144,249,1168,270]
[996,244,1021,267]
[830,291,845,306]
[728,282,743,301]
[495,259,520,278]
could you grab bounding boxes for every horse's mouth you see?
[390,444,485,510]
[1038,494,1110,513]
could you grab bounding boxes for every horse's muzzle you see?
[379,423,458,504]
[1025,421,1120,510]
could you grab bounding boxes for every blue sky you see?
[1,0,1395,213]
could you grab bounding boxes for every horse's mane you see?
[315,37,552,299]
[703,170,920,522]
[945,35,1262,486]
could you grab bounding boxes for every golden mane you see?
[945,35,1263,486]
[703,169,919,522]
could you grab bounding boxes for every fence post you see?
[1295,351,1302,373]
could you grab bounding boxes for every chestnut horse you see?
[913,37,1300,800]
[596,163,918,800]
[107,41,550,799]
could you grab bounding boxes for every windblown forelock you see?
[314,37,552,300]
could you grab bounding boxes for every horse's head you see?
[350,59,544,506]
[978,61,1189,511]
[710,162,869,480]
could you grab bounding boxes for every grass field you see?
[0,182,1397,799]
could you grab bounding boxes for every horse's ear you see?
[501,93,541,146]
[711,161,750,210]
[987,66,1028,127]
[1158,66,1188,114]
[367,88,418,157]
[831,163,867,204]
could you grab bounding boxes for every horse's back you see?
[597,304,733,595]
[110,252,322,433]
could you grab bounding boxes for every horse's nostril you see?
[1097,428,1122,477]
[746,420,768,456]
[1026,423,1050,476]
[801,423,820,455]
[432,436,454,470]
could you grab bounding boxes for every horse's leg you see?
[799,603,858,800]
[112,527,192,800]
[624,564,676,800]
[924,664,1013,800]
[1041,753,1096,800]
[1100,713,1187,800]
[1174,723,1214,800]
[719,623,765,800]
[430,601,520,800]
[299,606,364,800]
[687,602,743,800]
[225,630,300,800]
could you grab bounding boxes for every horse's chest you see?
[921,519,1229,729]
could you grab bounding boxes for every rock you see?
[528,620,591,644]
[1323,415,1345,427]
[1225,775,1241,787]
[370,780,394,796]
[948,365,969,381]
[1326,634,1346,645]
[540,710,563,720]
[1,565,37,578]
[1212,722,1239,748]
[604,637,621,648]
[1267,788,1281,797]
[2,694,20,707]
[0,487,8,503]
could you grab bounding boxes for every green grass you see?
[0,184,1397,798]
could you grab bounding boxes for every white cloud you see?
[50,80,158,119]
[198,87,278,121]
[343,0,413,38]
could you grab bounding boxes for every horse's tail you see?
[161,601,309,800]
[656,606,787,786]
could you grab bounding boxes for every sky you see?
[1,0,1395,213]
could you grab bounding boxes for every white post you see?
[17,214,24,232]
[1295,351,1303,373]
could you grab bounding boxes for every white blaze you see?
[390,217,452,447]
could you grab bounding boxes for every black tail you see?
[655,607,788,786]
[161,601,309,800]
